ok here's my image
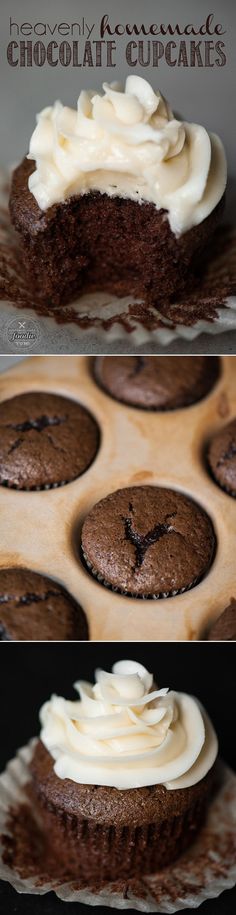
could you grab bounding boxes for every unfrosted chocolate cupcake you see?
[94,356,220,410]
[81,486,216,597]
[0,391,99,490]
[0,568,88,641]
[207,418,236,496]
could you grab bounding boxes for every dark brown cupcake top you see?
[30,740,213,827]
[81,486,215,597]
[94,356,220,410]
[0,568,88,641]
[207,598,236,641]
[207,418,236,495]
[0,391,99,489]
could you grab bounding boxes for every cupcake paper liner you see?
[0,167,236,352]
[0,478,71,491]
[0,739,235,913]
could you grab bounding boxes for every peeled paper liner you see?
[0,167,236,349]
[0,740,236,913]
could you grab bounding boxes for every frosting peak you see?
[40,661,218,790]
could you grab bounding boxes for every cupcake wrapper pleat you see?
[0,478,71,492]
[29,788,210,882]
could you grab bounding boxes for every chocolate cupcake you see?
[81,486,216,598]
[207,598,236,641]
[0,391,99,490]
[207,418,236,496]
[29,660,218,881]
[9,78,226,310]
[0,568,88,641]
[94,356,220,410]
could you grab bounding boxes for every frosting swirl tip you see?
[39,660,218,791]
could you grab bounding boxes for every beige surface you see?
[0,355,235,641]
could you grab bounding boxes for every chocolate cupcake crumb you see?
[9,158,224,310]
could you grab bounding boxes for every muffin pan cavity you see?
[0,355,235,641]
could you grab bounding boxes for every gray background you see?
[0,0,235,354]
[0,355,24,371]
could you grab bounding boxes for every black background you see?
[0,642,235,915]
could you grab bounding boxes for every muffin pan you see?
[0,355,235,641]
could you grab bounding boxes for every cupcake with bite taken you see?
[9,77,227,310]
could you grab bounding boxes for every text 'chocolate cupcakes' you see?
[0,568,88,641]
[94,356,220,410]
[81,486,216,598]
[207,418,236,496]
[0,391,99,490]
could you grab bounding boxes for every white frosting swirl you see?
[40,661,218,790]
[27,77,226,235]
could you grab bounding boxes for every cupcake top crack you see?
[123,508,177,569]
